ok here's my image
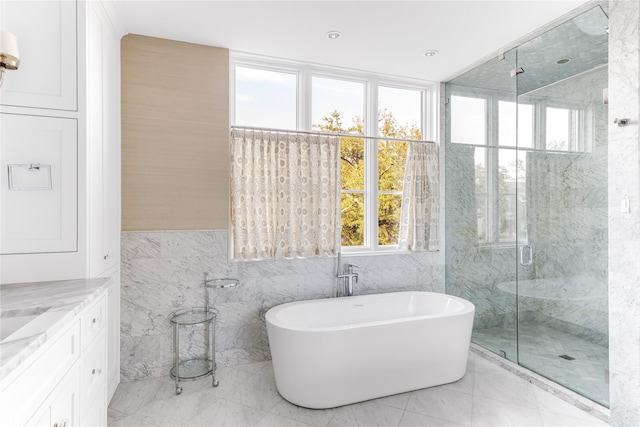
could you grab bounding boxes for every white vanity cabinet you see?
[0,289,109,427]
[0,0,123,420]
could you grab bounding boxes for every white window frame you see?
[230,53,437,255]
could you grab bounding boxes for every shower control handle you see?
[519,245,533,266]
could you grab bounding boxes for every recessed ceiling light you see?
[424,50,438,57]
[557,57,571,64]
[326,31,341,40]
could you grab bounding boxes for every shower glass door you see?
[445,49,519,363]
[445,4,609,407]
[514,5,609,407]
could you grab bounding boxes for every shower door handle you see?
[519,245,533,266]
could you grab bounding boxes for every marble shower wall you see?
[608,1,640,425]
[120,230,444,382]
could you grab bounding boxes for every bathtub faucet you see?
[338,263,360,297]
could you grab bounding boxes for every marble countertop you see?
[0,277,113,382]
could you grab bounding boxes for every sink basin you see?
[0,315,40,341]
[0,306,57,343]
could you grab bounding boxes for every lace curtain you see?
[230,129,341,260]
[398,141,440,251]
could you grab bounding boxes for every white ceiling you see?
[113,0,590,82]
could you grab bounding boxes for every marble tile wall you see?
[120,230,445,382]
[608,1,640,425]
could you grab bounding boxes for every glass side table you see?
[169,274,239,395]
[169,307,217,395]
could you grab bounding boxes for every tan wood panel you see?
[121,34,229,231]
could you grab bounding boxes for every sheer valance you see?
[230,129,341,260]
[398,141,440,251]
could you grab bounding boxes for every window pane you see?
[235,66,297,130]
[474,148,487,243]
[498,194,517,241]
[546,107,570,150]
[451,95,485,145]
[378,140,408,192]
[341,193,364,246]
[516,151,527,243]
[474,147,486,193]
[341,137,364,191]
[477,194,487,243]
[312,76,364,134]
[379,86,422,139]
[499,101,534,148]
[498,149,523,243]
[517,192,528,243]
[378,194,402,246]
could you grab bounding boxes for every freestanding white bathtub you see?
[265,291,475,409]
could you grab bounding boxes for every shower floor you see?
[472,322,609,407]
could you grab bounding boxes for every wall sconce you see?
[0,31,20,88]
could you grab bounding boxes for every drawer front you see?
[81,294,106,351]
[0,321,80,426]
[81,329,106,403]
[80,381,106,427]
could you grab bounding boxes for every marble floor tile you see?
[224,363,284,412]
[371,391,412,411]
[326,401,404,427]
[183,397,267,426]
[109,352,609,427]
[398,410,466,427]
[256,413,316,427]
[271,399,336,427]
[107,408,160,427]
[434,369,475,395]
[539,410,611,427]
[473,365,539,409]
[131,391,217,426]
[471,395,544,427]
[109,377,177,415]
[532,387,600,421]
[404,386,473,426]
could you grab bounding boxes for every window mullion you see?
[365,80,379,251]
[538,101,547,150]
[299,66,311,131]
[365,138,378,251]
[488,95,500,243]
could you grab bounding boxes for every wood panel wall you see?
[121,34,229,230]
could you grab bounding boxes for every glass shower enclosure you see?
[445,5,609,406]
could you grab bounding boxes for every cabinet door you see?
[49,368,80,427]
[0,0,77,111]
[0,114,78,254]
[26,367,80,427]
